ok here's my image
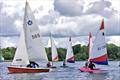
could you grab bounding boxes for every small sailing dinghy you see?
[0,43,4,62]
[79,19,108,73]
[0,47,4,62]
[61,37,75,67]
[80,32,100,73]
[50,34,58,68]
[66,37,75,63]
[8,2,49,73]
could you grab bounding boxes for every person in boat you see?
[63,60,66,67]
[26,61,39,68]
[84,61,89,68]
[88,61,96,70]
[46,61,52,67]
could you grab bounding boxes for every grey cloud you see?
[0,10,21,35]
[0,1,24,36]
[0,0,119,38]
[54,0,84,16]
[85,0,114,18]
[105,17,120,35]
[54,0,116,18]
[38,10,60,25]
[40,15,120,37]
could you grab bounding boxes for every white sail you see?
[65,37,75,63]
[47,39,51,47]
[12,27,29,66]
[12,2,48,66]
[24,2,48,62]
[89,19,108,65]
[51,36,58,61]
[88,32,93,61]
[90,20,107,59]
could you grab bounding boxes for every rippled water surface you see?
[0,61,120,80]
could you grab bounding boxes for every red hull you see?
[8,66,49,73]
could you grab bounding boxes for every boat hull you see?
[79,67,100,73]
[8,66,49,73]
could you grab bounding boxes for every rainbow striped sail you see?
[88,19,108,65]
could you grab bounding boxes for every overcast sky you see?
[0,0,120,48]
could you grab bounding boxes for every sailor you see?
[26,61,39,68]
[88,61,96,70]
[118,62,120,67]
[63,60,66,67]
[84,61,89,68]
[46,61,51,67]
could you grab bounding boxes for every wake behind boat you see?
[7,2,49,73]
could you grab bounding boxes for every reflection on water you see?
[86,72,108,80]
[0,61,120,80]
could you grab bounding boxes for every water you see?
[0,61,120,80]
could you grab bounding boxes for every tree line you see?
[0,43,120,61]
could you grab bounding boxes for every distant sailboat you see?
[88,32,93,61]
[50,34,58,68]
[0,50,4,62]
[65,37,75,64]
[7,2,49,73]
[0,44,4,62]
[88,19,108,65]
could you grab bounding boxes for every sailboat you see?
[0,44,4,62]
[7,2,49,73]
[80,19,108,73]
[50,34,58,68]
[88,19,108,65]
[62,37,75,67]
[0,53,4,62]
[0,50,4,62]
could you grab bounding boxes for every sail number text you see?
[98,45,106,50]
[32,33,40,39]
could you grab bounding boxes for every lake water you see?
[0,61,120,80]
